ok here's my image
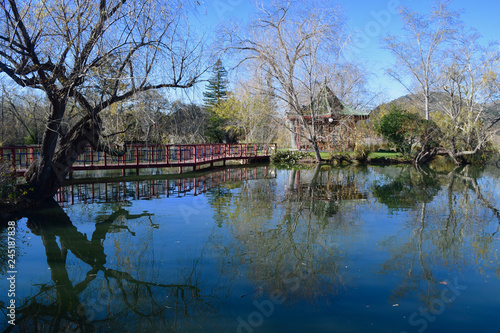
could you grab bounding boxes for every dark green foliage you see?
[203,59,228,108]
[0,158,15,199]
[203,59,230,142]
[372,167,442,211]
[205,112,227,143]
[374,105,439,156]
[272,150,311,166]
[374,105,418,154]
[0,158,31,202]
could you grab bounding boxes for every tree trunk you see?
[424,89,430,121]
[24,100,66,201]
[414,146,437,165]
[25,116,102,201]
[415,146,464,166]
[312,139,322,162]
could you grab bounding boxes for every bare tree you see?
[383,0,460,120]
[0,0,207,201]
[0,85,48,145]
[436,30,497,162]
[227,0,353,161]
[415,28,500,165]
[211,69,279,144]
[164,101,208,144]
[99,90,171,145]
[484,52,500,134]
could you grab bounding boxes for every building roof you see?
[312,85,370,117]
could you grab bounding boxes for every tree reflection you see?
[206,166,369,303]
[3,165,499,331]
[284,166,369,223]
[375,165,500,305]
[372,165,442,211]
[6,200,218,333]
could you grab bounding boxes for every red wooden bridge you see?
[0,143,276,176]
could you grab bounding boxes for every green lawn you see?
[367,151,404,158]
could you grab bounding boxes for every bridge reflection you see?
[55,166,276,206]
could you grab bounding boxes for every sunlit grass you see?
[368,151,403,158]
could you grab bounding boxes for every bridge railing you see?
[1,143,277,173]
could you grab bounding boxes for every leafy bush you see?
[353,144,371,162]
[374,105,439,157]
[0,158,15,199]
[272,150,311,165]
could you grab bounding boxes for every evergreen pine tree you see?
[203,59,229,142]
[203,59,228,108]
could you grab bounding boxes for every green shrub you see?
[0,158,15,199]
[373,105,438,157]
[272,150,311,166]
[353,144,371,162]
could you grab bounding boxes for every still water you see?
[1,164,500,332]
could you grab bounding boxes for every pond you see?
[1,164,500,332]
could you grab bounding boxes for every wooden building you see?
[286,86,370,150]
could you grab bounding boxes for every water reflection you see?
[56,167,275,205]
[1,165,500,332]
[376,165,500,306]
[204,166,369,302]
[372,165,442,210]
[7,201,218,332]
[285,165,368,219]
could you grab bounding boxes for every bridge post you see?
[135,146,140,175]
[178,146,182,173]
[193,145,197,171]
[11,148,16,171]
[90,146,94,167]
[122,151,126,176]
[210,144,214,165]
[29,147,35,164]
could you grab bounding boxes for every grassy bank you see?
[273,149,411,166]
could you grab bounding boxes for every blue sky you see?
[196,0,500,103]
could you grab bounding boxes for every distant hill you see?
[483,101,500,125]
[371,92,445,116]
[372,93,500,129]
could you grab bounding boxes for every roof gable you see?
[311,85,370,117]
